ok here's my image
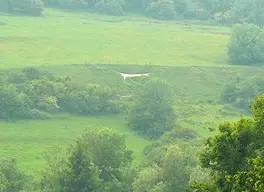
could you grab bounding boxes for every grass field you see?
[0,9,230,68]
[0,115,150,177]
[1,8,263,178]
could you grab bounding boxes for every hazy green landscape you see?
[1,0,264,191]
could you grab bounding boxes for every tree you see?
[188,93,264,191]
[228,0,264,27]
[128,80,176,139]
[9,0,44,16]
[0,84,31,119]
[132,164,166,192]
[136,141,199,192]
[94,0,125,16]
[41,128,133,192]
[0,158,29,192]
[228,23,264,65]
[145,0,176,20]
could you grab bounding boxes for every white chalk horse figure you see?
[119,72,150,82]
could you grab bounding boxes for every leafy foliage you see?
[188,94,264,191]
[94,0,125,16]
[9,0,44,15]
[0,68,121,120]
[221,76,264,111]
[128,80,176,139]
[228,24,264,65]
[0,158,30,192]
[145,0,176,20]
[41,128,133,192]
[138,140,200,192]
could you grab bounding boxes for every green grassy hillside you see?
[0,9,229,68]
[0,115,150,177]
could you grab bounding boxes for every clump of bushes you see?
[0,68,121,120]
[228,24,264,65]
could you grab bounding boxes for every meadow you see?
[0,115,150,177]
[0,9,230,69]
[0,8,263,178]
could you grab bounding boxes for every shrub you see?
[9,0,44,16]
[146,0,176,20]
[94,0,125,15]
[228,23,264,65]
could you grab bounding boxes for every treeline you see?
[1,0,264,26]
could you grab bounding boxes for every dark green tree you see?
[188,94,264,191]
[0,158,29,192]
[128,79,176,139]
[41,128,133,192]
[228,23,264,65]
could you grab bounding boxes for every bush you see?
[146,0,176,20]
[94,0,125,16]
[128,80,176,139]
[228,24,264,65]
[9,0,44,16]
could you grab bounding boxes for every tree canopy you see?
[188,94,264,191]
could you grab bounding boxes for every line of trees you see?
[1,0,264,26]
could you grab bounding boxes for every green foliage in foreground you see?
[188,94,264,191]
[0,158,30,192]
[228,24,264,65]
[128,80,176,139]
[41,128,134,192]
